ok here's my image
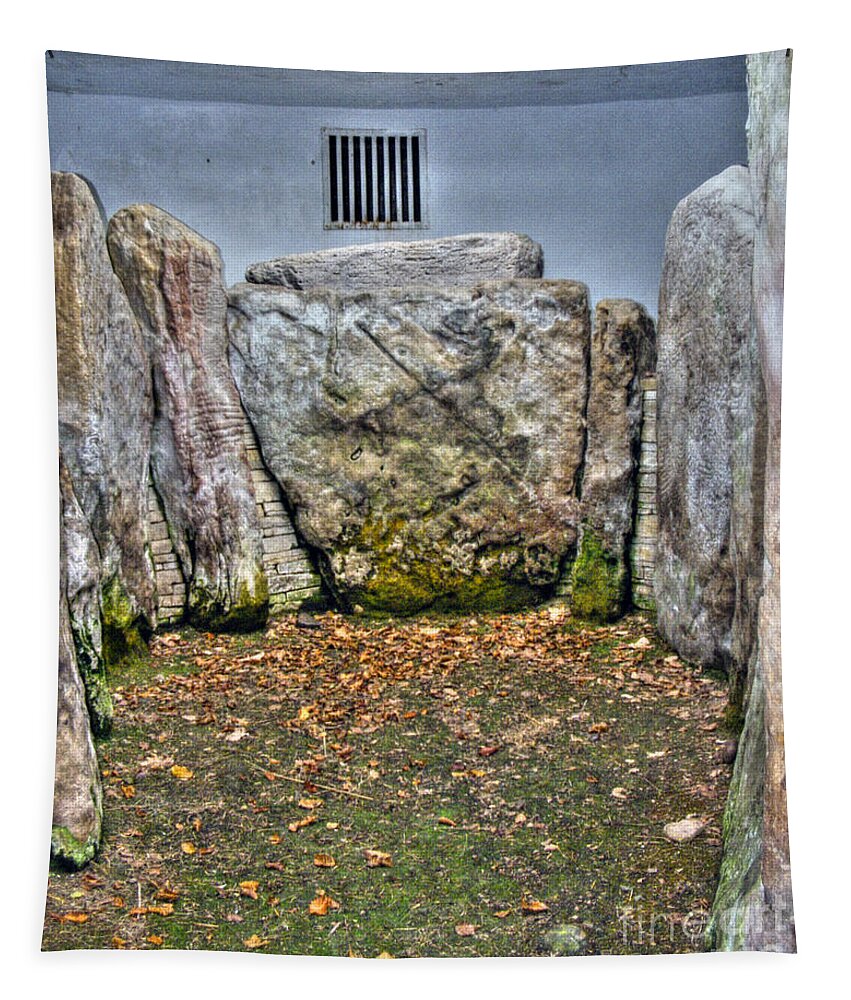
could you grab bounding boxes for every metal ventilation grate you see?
[322,128,427,229]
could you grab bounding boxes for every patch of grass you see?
[43,606,731,957]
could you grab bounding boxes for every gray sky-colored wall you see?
[47,77,747,319]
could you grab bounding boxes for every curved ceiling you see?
[46,50,746,109]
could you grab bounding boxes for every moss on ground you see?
[42,608,731,957]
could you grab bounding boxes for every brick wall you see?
[630,376,658,610]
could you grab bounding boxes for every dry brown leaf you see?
[288,815,318,833]
[455,923,476,936]
[298,797,323,810]
[240,880,260,899]
[170,765,194,780]
[244,934,269,948]
[146,934,164,946]
[437,816,457,827]
[61,912,89,924]
[146,904,174,916]
[494,909,511,919]
[314,853,337,868]
[521,899,549,913]
[180,841,196,855]
[308,893,340,915]
[363,849,392,868]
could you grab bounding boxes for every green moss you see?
[570,527,628,623]
[706,668,766,950]
[51,824,100,870]
[345,516,546,615]
[188,569,269,633]
[68,616,112,738]
[101,576,149,674]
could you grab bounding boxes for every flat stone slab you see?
[245,232,543,290]
[228,278,589,613]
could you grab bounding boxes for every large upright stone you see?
[53,480,104,870]
[107,205,267,630]
[228,279,590,613]
[52,172,156,651]
[245,233,543,290]
[655,165,756,669]
[709,50,795,954]
[60,456,110,737]
[571,299,655,621]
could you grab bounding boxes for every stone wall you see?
[630,377,658,611]
[240,419,323,614]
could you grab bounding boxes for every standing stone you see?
[245,233,543,290]
[571,299,655,621]
[60,456,110,736]
[228,279,590,613]
[52,172,156,655]
[53,519,104,870]
[107,205,267,630]
[655,165,756,669]
[709,50,795,954]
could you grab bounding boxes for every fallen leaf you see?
[588,722,609,734]
[244,934,269,949]
[314,853,337,868]
[146,934,164,946]
[288,815,317,833]
[308,893,340,915]
[455,923,476,936]
[298,797,323,810]
[521,899,549,913]
[224,727,249,743]
[240,880,260,899]
[437,816,457,827]
[154,887,180,901]
[61,912,89,924]
[170,765,194,780]
[146,904,174,916]
[121,784,136,798]
[478,745,502,757]
[363,849,393,868]
[494,909,511,919]
[225,913,244,923]
[180,841,196,855]
[611,787,629,800]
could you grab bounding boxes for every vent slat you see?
[411,135,421,223]
[323,128,425,228]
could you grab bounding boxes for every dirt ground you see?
[42,604,734,957]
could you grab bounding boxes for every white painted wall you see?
[47,90,747,318]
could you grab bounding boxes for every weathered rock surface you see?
[655,165,756,668]
[60,456,110,737]
[53,515,104,870]
[52,171,156,648]
[228,279,590,612]
[245,233,543,290]
[107,205,268,630]
[709,50,795,954]
[571,299,655,621]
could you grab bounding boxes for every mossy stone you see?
[569,527,628,623]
